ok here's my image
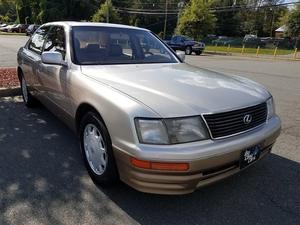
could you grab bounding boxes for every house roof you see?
[275,25,287,32]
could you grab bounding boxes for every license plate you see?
[240,145,261,169]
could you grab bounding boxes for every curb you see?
[204,51,231,56]
[0,86,21,97]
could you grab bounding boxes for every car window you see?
[43,26,66,60]
[175,37,181,43]
[137,34,172,60]
[72,26,177,65]
[28,26,50,54]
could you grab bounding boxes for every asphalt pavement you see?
[1,35,300,225]
[0,35,28,67]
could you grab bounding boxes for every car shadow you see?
[0,97,135,225]
[101,151,300,224]
[1,97,299,225]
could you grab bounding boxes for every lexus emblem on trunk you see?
[243,114,252,124]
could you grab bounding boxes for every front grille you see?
[203,103,267,139]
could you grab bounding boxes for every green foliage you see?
[286,5,300,37]
[91,0,120,23]
[0,0,17,22]
[176,0,216,39]
[241,0,288,37]
[212,0,245,36]
[0,0,293,39]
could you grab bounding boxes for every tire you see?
[20,74,36,107]
[195,50,202,55]
[79,111,119,186]
[185,46,192,55]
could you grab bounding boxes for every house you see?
[275,25,287,38]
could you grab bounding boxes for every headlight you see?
[267,98,275,120]
[135,119,169,144]
[135,117,209,144]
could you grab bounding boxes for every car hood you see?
[81,63,270,117]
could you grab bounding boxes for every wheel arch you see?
[17,66,23,81]
[75,103,108,135]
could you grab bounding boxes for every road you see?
[0,35,28,67]
[1,35,300,225]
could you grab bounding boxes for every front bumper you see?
[192,46,205,51]
[113,116,281,195]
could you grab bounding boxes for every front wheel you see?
[79,111,119,186]
[185,46,192,55]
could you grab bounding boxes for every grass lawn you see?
[205,45,295,56]
[0,32,26,36]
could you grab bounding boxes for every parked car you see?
[0,24,17,32]
[26,24,39,36]
[243,34,265,47]
[11,24,29,33]
[0,23,7,28]
[17,22,281,195]
[165,35,205,55]
[211,36,229,45]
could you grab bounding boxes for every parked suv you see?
[165,35,205,55]
[17,22,281,194]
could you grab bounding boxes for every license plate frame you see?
[240,145,262,169]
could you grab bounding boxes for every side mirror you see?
[176,51,185,62]
[41,52,66,66]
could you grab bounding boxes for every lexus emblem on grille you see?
[243,114,252,124]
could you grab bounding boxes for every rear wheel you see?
[20,74,36,107]
[79,111,119,186]
[185,46,192,55]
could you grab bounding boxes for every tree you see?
[176,0,216,39]
[0,0,16,22]
[239,0,288,37]
[212,0,245,37]
[286,5,300,37]
[91,0,120,23]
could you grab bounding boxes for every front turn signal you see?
[130,158,189,171]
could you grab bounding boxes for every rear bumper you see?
[113,116,281,195]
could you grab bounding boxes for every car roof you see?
[42,21,149,32]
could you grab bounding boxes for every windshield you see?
[72,26,178,65]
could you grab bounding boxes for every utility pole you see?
[163,0,168,39]
[270,7,275,37]
[177,1,184,25]
[106,0,110,23]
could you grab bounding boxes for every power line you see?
[115,7,179,12]
[115,1,300,15]
[145,16,178,28]
[112,0,180,6]
[116,9,179,15]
